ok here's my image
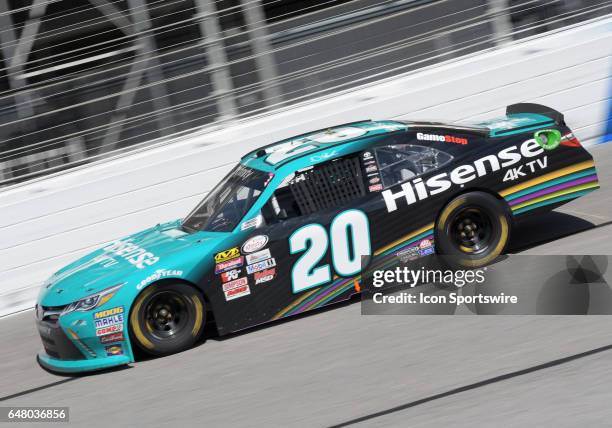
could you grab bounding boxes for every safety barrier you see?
[0,16,610,317]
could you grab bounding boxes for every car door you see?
[235,153,376,325]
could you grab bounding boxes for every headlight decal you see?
[61,283,124,315]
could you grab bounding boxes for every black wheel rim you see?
[449,207,493,255]
[144,291,191,340]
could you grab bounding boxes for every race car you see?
[35,103,599,373]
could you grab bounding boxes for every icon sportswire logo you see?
[382,138,545,212]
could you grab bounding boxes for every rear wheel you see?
[129,282,205,356]
[435,192,511,268]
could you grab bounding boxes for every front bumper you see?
[35,305,134,374]
[37,350,131,374]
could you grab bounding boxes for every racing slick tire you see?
[435,192,511,268]
[129,282,206,356]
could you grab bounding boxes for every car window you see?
[182,165,271,232]
[374,144,452,188]
[262,155,366,223]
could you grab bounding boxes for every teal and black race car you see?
[36,103,599,373]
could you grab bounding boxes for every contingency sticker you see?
[254,268,275,284]
[105,345,123,356]
[223,278,251,301]
[96,324,123,337]
[246,258,276,274]
[214,247,241,263]
[99,332,124,344]
[215,257,244,274]
[245,249,271,265]
[241,235,269,253]
[94,306,124,319]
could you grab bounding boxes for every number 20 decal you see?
[289,210,371,293]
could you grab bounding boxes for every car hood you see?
[38,220,228,306]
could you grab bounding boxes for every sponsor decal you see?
[310,150,338,162]
[105,345,123,356]
[369,177,381,184]
[215,256,244,274]
[100,332,124,344]
[96,323,123,337]
[94,313,124,329]
[255,268,276,284]
[419,247,435,257]
[369,184,383,192]
[220,269,242,283]
[365,165,378,173]
[382,138,545,212]
[416,132,468,145]
[362,151,373,160]
[241,215,263,231]
[502,156,547,182]
[214,247,241,263]
[246,249,272,265]
[222,277,249,292]
[137,269,183,290]
[242,235,269,253]
[224,284,250,301]
[396,246,420,262]
[247,258,277,274]
[94,306,123,319]
[419,239,433,249]
[102,239,159,269]
[560,132,581,147]
[534,129,561,151]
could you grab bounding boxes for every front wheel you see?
[129,282,206,356]
[435,192,511,268]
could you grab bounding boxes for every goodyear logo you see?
[94,306,124,319]
[214,247,240,263]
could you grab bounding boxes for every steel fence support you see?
[0,0,46,120]
[196,0,237,120]
[88,0,174,153]
[240,0,282,109]
[488,0,513,45]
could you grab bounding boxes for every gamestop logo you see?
[382,139,544,212]
[417,132,468,145]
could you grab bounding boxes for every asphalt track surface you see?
[1,144,611,428]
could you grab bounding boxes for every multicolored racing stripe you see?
[501,160,599,215]
[272,223,435,320]
[274,160,599,319]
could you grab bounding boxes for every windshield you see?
[182,165,271,232]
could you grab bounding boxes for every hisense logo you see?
[382,139,544,212]
[103,239,159,269]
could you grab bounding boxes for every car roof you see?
[240,120,409,172]
[240,113,554,172]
